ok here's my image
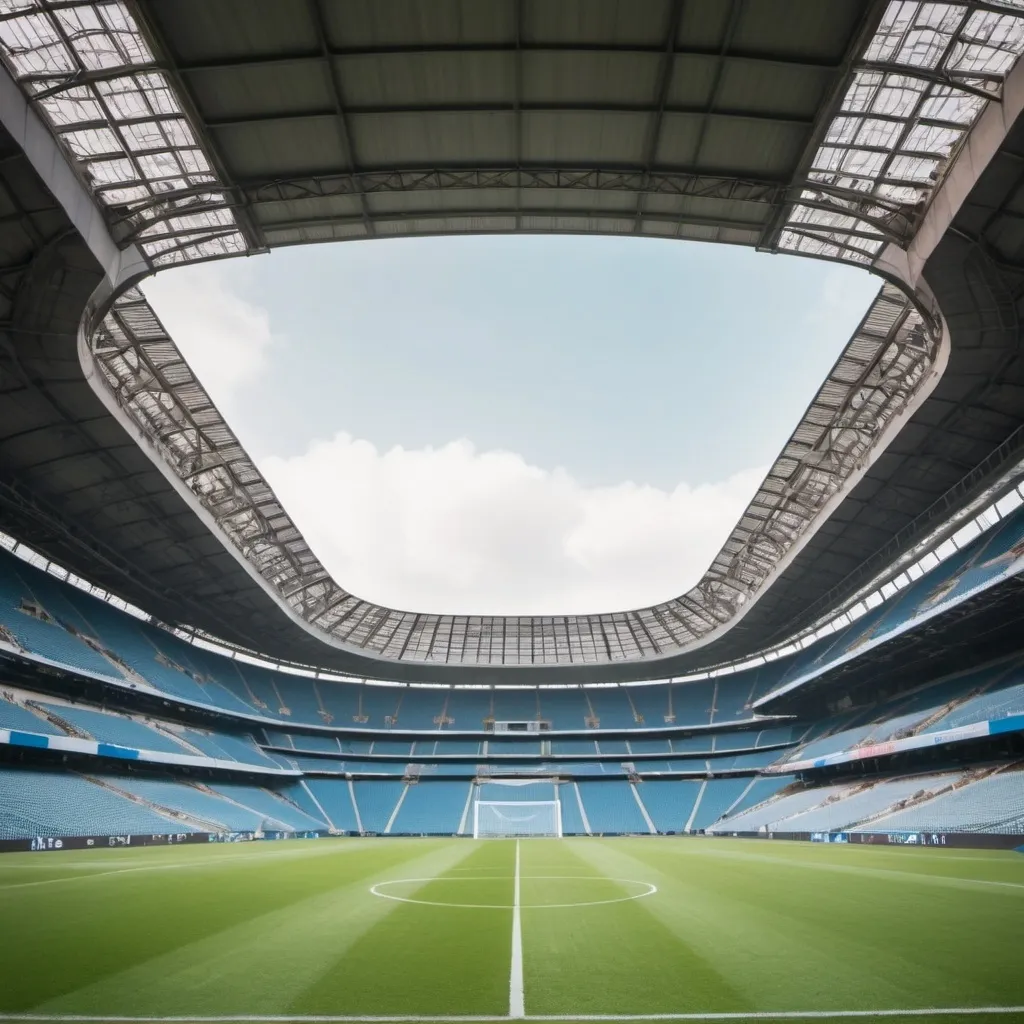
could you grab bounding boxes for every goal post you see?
[473,799,562,838]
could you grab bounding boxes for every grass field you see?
[0,836,1022,1023]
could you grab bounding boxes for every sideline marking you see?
[367,876,658,910]
[2,1007,1023,1021]
[510,840,524,1020]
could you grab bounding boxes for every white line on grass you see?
[3,1008,1024,1021]
[368,875,656,910]
[509,839,525,1019]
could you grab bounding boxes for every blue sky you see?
[143,236,878,615]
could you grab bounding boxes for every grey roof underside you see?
[135,0,873,249]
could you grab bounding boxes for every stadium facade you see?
[0,0,1022,847]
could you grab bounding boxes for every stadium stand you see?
[391,782,470,835]
[558,783,588,835]
[722,777,793,820]
[2,494,1024,842]
[922,678,1024,732]
[179,729,280,768]
[856,768,1024,834]
[35,702,191,755]
[0,694,62,735]
[710,783,854,833]
[301,780,359,833]
[577,782,650,834]
[780,776,958,833]
[0,767,190,839]
[352,781,406,833]
[206,784,327,832]
[100,777,279,832]
[691,778,752,831]
[635,780,703,833]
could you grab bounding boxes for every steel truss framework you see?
[0,0,1023,668]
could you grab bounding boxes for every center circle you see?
[369,874,658,909]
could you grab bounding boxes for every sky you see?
[141,236,879,617]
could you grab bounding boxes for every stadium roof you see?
[2,0,1024,683]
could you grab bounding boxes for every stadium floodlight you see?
[473,800,562,839]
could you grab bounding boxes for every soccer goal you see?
[473,799,562,838]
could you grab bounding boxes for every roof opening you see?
[143,234,877,616]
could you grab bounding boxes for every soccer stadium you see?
[1,0,1024,1021]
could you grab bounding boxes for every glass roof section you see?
[780,0,1024,262]
[0,0,248,265]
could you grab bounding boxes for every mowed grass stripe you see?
[287,840,514,1017]
[521,840,752,1016]
[566,839,1024,1015]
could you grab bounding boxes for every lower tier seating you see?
[352,780,405,833]
[856,769,1024,834]
[392,781,470,834]
[206,784,328,832]
[577,781,650,834]
[0,767,190,838]
[635,779,703,832]
[710,772,966,834]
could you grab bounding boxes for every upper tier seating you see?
[0,767,188,839]
[856,769,1024,834]
[0,558,118,677]
[5,497,1024,746]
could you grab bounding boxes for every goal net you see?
[473,800,562,838]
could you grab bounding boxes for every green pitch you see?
[0,836,1022,1023]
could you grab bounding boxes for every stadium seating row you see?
[3,760,1023,840]
[708,772,968,834]
[0,766,327,838]
[778,659,1024,766]
[0,692,282,769]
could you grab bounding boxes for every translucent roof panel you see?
[779,1,1024,263]
[0,0,248,265]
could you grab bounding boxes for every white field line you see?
[509,839,525,1019]
[2,1008,1024,1021]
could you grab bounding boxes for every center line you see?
[509,839,524,1019]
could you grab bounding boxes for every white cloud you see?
[261,435,765,615]
[143,256,771,616]
[140,262,277,415]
